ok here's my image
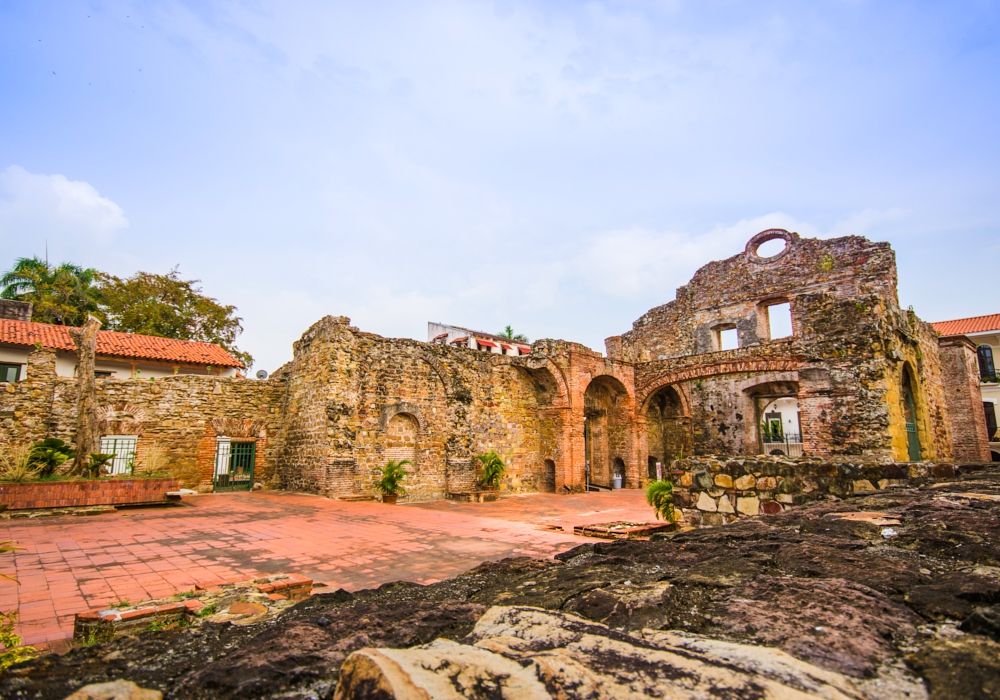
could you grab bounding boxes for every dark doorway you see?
[542,459,556,493]
[985,402,998,442]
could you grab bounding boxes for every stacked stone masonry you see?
[0,230,990,501]
[671,455,980,527]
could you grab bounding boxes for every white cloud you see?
[570,212,821,299]
[0,166,129,245]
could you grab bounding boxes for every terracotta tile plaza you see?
[0,490,652,648]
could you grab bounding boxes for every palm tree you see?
[474,450,506,489]
[497,325,528,343]
[0,257,102,326]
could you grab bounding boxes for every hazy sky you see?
[2,1,998,372]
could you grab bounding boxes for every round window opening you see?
[755,238,787,258]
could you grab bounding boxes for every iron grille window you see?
[0,364,20,383]
[98,435,138,475]
[979,345,996,381]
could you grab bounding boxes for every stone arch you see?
[743,379,801,456]
[509,357,570,408]
[900,361,928,461]
[644,384,691,471]
[379,402,424,431]
[584,375,633,489]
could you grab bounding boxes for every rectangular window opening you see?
[99,435,138,476]
[719,327,739,351]
[0,364,21,383]
[767,302,793,339]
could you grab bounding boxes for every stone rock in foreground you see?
[3,467,1000,699]
[336,605,865,699]
[64,680,162,699]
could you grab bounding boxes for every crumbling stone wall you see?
[274,316,555,501]
[606,229,976,466]
[671,454,975,527]
[0,347,286,489]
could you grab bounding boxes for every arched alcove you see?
[644,385,691,469]
[385,412,419,466]
[584,375,632,489]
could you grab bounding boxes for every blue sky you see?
[1,1,998,372]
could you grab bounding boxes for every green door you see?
[214,440,256,492]
[902,372,921,462]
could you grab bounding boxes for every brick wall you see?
[937,335,992,461]
[0,477,179,510]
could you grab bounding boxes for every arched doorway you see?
[584,376,631,490]
[645,385,691,472]
[901,364,921,462]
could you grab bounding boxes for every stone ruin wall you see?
[0,347,286,489]
[274,316,568,501]
[0,230,989,501]
[607,229,970,464]
[670,454,981,527]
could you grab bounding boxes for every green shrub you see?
[646,480,675,523]
[0,611,34,671]
[376,460,410,496]
[28,439,75,478]
[86,453,116,479]
[475,450,506,489]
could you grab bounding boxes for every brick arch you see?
[638,358,802,406]
[508,357,570,408]
[211,417,266,439]
[97,402,147,436]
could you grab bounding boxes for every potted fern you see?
[646,479,676,523]
[376,459,410,504]
[474,450,506,491]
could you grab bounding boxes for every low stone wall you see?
[0,477,179,510]
[670,455,983,527]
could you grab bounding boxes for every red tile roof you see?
[0,319,243,368]
[932,314,1000,337]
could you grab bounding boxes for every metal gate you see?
[214,438,256,492]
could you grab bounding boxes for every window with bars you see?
[99,435,138,476]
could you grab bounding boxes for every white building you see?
[0,302,243,382]
[427,322,531,356]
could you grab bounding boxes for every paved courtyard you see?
[0,489,651,648]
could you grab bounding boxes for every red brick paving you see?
[0,489,652,647]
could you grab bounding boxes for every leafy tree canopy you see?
[0,257,101,326]
[99,269,252,369]
[498,325,528,343]
[1,259,252,370]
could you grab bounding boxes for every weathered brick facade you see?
[1,229,989,501]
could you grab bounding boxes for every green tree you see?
[0,258,102,326]
[98,268,252,369]
[497,325,528,343]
